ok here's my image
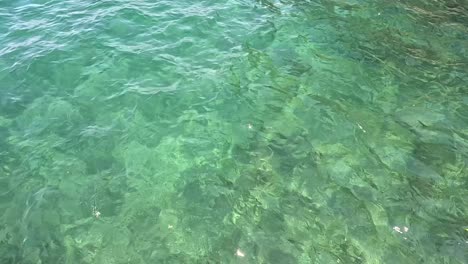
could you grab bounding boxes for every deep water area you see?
[0,0,467,263]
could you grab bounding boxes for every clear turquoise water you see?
[1,0,467,263]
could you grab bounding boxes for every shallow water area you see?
[0,0,467,263]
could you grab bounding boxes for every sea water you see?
[0,0,467,263]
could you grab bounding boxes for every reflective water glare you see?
[0,0,467,263]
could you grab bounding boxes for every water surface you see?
[0,0,467,263]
